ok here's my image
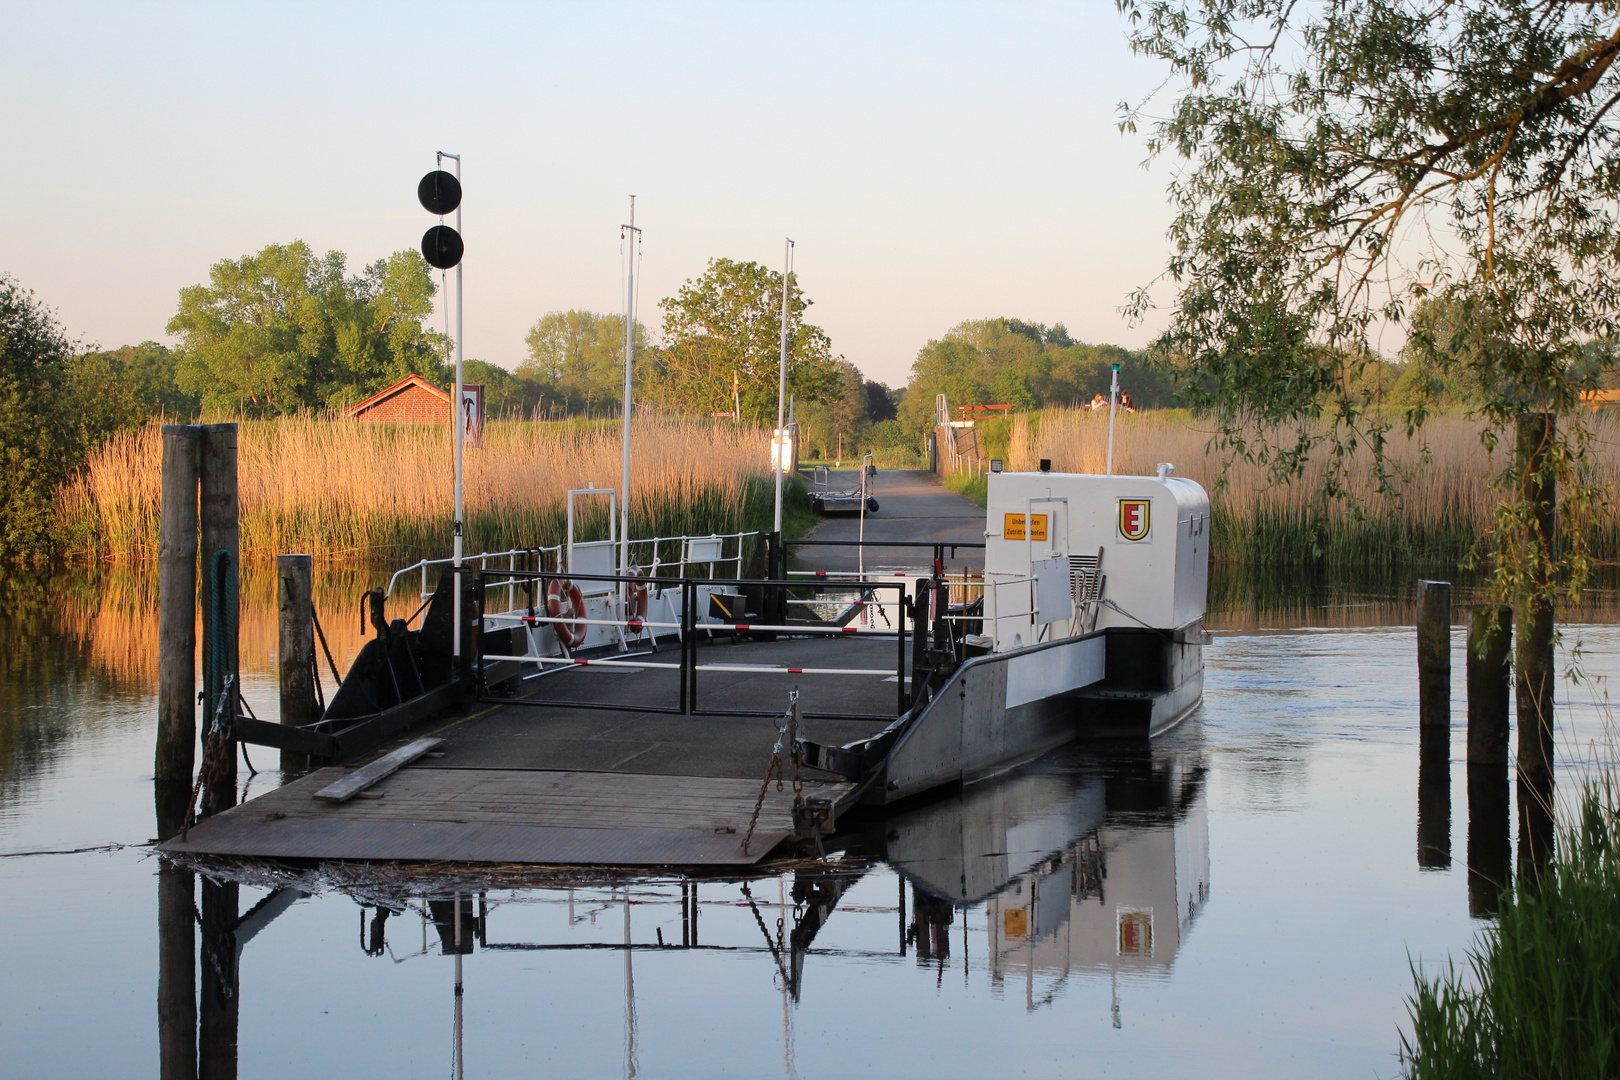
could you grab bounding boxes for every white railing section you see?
[384,531,762,605]
[938,569,1084,649]
[386,546,565,605]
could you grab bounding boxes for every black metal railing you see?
[474,568,917,721]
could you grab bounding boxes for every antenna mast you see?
[620,198,641,583]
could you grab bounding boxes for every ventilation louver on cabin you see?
[1070,549,1104,604]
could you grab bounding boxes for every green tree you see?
[796,360,869,460]
[68,341,199,441]
[864,381,898,423]
[897,320,1036,440]
[519,310,649,416]
[168,241,449,414]
[1117,0,1620,759]
[458,359,540,418]
[0,275,81,557]
[651,258,841,422]
[1390,298,1488,409]
[896,318,1174,441]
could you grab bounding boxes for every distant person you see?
[1120,391,1135,413]
[1089,393,1107,411]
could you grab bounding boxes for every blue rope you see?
[203,548,237,737]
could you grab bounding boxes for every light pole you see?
[1106,362,1120,476]
[619,198,641,585]
[773,238,795,534]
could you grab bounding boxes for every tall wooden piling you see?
[1514,412,1557,881]
[199,423,240,817]
[1514,413,1557,784]
[157,425,201,795]
[1416,580,1451,728]
[277,554,315,773]
[1466,605,1512,766]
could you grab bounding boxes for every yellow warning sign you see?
[1002,512,1048,541]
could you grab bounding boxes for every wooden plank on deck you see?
[313,738,443,803]
[164,816,789,865]
[161,767,851,866]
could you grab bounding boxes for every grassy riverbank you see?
[57,416,811,563]
[942,407,1620,569]
[1400,781,1620,1078]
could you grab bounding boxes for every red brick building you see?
[344,374,452,423]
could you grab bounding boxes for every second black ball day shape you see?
[418,170,462,215]
[422,225,464,270]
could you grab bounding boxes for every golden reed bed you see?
[1004,407,1620,566]
[57,416,773,563]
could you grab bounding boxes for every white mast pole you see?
[440,150,465,662]
[619,198,640,584]
[773,238,794,535]
[1106,362,1119,476]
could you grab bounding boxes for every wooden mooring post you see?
[156,425,201,820]
[277,554,315,773]
[1416,580,1451,728]
[1514,412,1557,884]
[1415,580,1452,869]
[1464,602,1513,910]
[1466,605,1512,766]
[198,423,240,818]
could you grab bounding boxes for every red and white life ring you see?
[624,565,650,629]
[546,577,588,648]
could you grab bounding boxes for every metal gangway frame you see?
[472,567,916,722]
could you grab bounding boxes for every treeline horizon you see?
[2,237,1554,559]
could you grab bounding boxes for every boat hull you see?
[866,625,1204,805]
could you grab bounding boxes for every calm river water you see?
[2,564,1617,1079]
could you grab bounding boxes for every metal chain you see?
[742,757,781,857]
[742,690,799,855]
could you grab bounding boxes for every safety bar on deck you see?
[386,546,566,599]
[482,654,892,676]
[489,611,899,636]
[473,568,915,720]
[387,532,766,602]
[788,539,985,549]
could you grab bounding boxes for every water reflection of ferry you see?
[158,738,1208,1075]
[887,739,1209,1007]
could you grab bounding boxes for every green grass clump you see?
[1211,503,1483,570]
[942,472,987,506]
[1400,787,1620,1079]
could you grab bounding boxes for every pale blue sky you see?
[2,1,1177,386]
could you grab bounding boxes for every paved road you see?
[795,468,985,573]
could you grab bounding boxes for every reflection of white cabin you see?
[886,772,1106,904]
[886,739,1212,1013]
[986,784,1209,991]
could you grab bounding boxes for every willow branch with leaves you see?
[1119,0,1620,606]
